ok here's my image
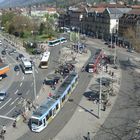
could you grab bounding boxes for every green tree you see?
[39,23,45,35]
[44,13,56,37]
[1,11,15,32]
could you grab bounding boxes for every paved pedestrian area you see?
[54,65,121,140]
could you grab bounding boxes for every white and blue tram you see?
[30,72,78,132]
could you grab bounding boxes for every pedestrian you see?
[12,120,16,128]
[2,125,6,134]
[105,64,108,73]
[87,132,90,140]
[111,71,114,77]
[22,112,27,123]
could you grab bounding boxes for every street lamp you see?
[79,14,83,35]
[98,65,102,119]
[114,34,117,65]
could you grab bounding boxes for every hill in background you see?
[0,0,139,8]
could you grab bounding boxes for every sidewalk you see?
[54,65,121,140]
[4,47,91,140]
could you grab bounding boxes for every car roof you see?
[0,90,6,93]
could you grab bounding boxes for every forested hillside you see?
[0,0,139,8]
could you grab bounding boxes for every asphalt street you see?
[0,38,64,127]
[0,39,42,126]
[1,36,140,140]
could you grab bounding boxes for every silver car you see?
[0,91,7,101]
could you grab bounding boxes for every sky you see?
[0,0,5,3]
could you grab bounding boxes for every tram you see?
[30,72,78,132]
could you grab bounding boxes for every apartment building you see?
[58,3,131,40]
[119,8,140,48]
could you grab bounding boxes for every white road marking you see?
[5,106,16,116]
[26,90,30,95]
[0,115,15,121]
[10,97,19,105]
[16,71,19,76]
[0,98,12,110]
[8,55,17,64]
[14,89,18,94]
[22,76,24,80]
[37,95,39,99]
[35,69,38,74]
[20,82,23,87]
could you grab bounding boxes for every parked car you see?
[44,77,60,85]
[108,44,115,48]
[19,54,24,59]
[1,50,6,55]
[32,48,42,55]
[0,90,7,101]
[8,49,16,55]
[127,49,134,53]
[14,65,20,71]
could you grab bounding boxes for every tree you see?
[44,13,56,37]
[39,23,45,35]
[1,11,16,32]
[124,27,140,52]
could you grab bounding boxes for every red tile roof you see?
[128,9,140,15]
[95,3,127,8]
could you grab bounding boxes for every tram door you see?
[43,118,46,126]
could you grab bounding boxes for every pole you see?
[98,65,102,118]
[111,32,112,49]
[33,66,36,100]
[114,35,117,65]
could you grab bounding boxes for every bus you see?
[39,51,50,69]
[30,72,78,132]
[48,37,67,47]
[21,58,33,74]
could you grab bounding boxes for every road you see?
[0,39,45,126]
[0,37,65,127]
[1,36,140,140]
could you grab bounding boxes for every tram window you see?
[62,95,65,102]
[72,83,75,88]
[68,88,71,94]
[39,120,43,126]
[56,104,59,110]
[52,109,56,116]
[49,110,52,117]
[46,115,49,120]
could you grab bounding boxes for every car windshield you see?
[25,67,32,70]
[0,93,6,96]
